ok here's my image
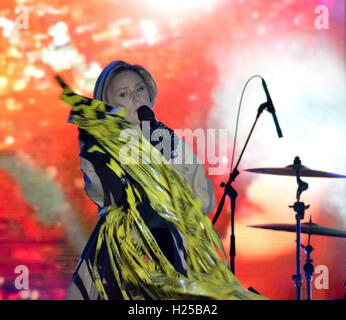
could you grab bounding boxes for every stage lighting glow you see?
[24,65,45,79]
[5,98,22,111]
[4,136,15,146]
[0,76,8,93]
[140,20,160,45]
[0,17,15,37]
[48,22,70,47]
[0,17,20,45]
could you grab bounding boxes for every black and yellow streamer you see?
[57,76,267,300]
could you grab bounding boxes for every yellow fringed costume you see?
[57,76,267,300]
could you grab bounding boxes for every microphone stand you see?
[212,102,268,274]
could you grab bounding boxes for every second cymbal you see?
[244,164,346,178]
[248,221,346,238]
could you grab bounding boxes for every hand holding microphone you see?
[137,105,179,159]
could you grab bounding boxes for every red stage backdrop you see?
[0,0,344,300]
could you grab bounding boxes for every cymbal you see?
[249,222,346,238]
[244,164,346,178]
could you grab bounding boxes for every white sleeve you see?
[170,137,216,215]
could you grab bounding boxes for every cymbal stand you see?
[289,156,310,300]
[301,219,314,300]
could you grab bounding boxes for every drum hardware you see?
[245,156,346,300]
[250,217,346,300]
[244,163,346,178]
[301,222,314,301]
[249,221,346,238]
[289,156,309,300]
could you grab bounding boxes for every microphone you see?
[137,105,178,159]
[261,78,283,138]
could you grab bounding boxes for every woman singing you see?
[58,60,265,300]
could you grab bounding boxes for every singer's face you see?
[107,70,152,125]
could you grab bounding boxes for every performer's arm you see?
[78,129,125,211]
[172,137,216,216]
[189,162,216,215]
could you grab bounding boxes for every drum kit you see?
[244,156,346,300]
[210,82,345,300]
